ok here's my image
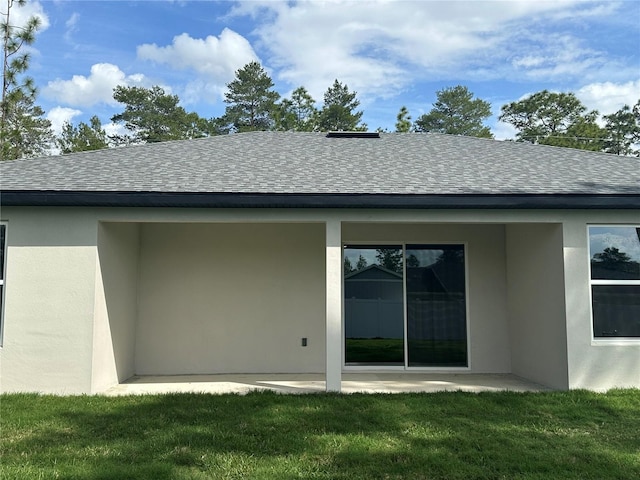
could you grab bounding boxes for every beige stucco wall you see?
[0,206,637,393]
[506,224,568,389]
[562,218,640,390]
[92,222,140,393]
[135,222,326,375]
[342,222,511,373]
[0,208,98,394]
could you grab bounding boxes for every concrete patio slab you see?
[103,373,549,396]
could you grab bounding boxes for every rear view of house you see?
[0,131,638,393]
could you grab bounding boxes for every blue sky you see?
[13,0,640,138]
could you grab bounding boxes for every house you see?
[0,131,638,394]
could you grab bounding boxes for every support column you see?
[561,219,593,390]
[325,219,342,392]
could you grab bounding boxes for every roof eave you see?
[2,191,639,209]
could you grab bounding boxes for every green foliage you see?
[57,115,109,154]
[414,85,493,138]
[111,85,216,144]
[551,112,606,151]
[1,0,53,160]
[355,254,368,271]
[499,90,607,150]
[592,247,640,276]
[2,390,639,479]
[376,248,403,273]
[1,91,52,159]
[395,106,412,133]
[318,79,366,131]
[603,100,640,156]
[344,256,354,275]
[223,61,280,132]
[274,86,318,131]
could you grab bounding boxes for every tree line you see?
[2,1,639,160]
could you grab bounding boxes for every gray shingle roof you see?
[1,131,639,202]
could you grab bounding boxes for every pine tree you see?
[499,90,603,149]
[317,80,365,131]
[274,86,318,131]
[603,100,640,156]
[57,116,109,153]
[414,86,492,138]
[111,85,214,143]
[395,106,412,132]
[1,0,53,160]
[223,61,280,132]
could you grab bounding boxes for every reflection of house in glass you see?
[406,259,467,344]
[345,265,403,340]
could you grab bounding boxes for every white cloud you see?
[65,12,79,29]
[577,80,640,116]
[43,63,149,107]
[509,33,611,83]
[10,0,49,30]
[103,121,128,140]
[228,0,602,100]
[47,106,82,135]
[179,79,228,106]
[137,28,258,85]
[64,12,80,41]
[492,121,519,142]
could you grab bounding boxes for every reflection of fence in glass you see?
[345,298,403,339]
[407,298,466,341]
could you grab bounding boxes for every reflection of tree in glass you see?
[344,257,354,275]
[406,254,420,268]
[376,249,403,273]
[344,254,369,275]
[436,249,464,265]
[592,247,640,275]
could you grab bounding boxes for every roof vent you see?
[326,131,380,138]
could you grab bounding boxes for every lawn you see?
[345,338,467,366]
[1,389,639,479]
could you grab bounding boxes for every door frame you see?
[342,241,471,372]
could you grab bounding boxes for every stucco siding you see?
[563,219,640,390]
[0,208,98,394]
[135,223,326,375]
[92,222,140,392]
[506,224,568,389]
[342,223,511,373]
[1,206,637,393]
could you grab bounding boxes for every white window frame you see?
[588,224,640,343]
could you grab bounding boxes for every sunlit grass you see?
[1,389,639,479]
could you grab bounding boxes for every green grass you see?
[346,338,467,365]
[1,389,639,479]
[345,338,404,363]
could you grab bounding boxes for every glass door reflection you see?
[344,246,404,365]
[405,245,467,367]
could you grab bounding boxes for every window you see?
[589,226,640,338]
[0,223,5,342]
[343,244,468,368]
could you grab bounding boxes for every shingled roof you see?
[1,131,639,208]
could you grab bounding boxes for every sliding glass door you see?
[344,244,467,368]
[405,245,467,367]
[344,246,404,365]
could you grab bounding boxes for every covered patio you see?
[104,373,549,396]
[92,217,569,395]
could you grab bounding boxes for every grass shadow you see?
[1,389,639,479]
